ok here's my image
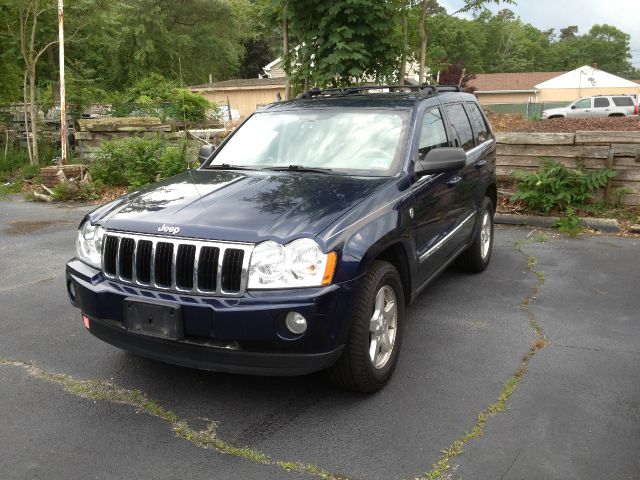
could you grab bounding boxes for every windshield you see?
[208,109,409,176]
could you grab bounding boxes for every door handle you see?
[447,176,462,187]
[475,159,487,169]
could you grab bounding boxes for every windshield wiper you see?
[204,164,259,171]
[264,165,334,174]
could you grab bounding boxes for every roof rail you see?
[295,84,463,100]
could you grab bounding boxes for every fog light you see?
[67,279,77,304]
[285,311,307,335]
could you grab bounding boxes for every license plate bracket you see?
[124,298,183,340]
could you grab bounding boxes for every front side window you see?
[209,109,409,176]
[594,97,610,108]
[417,108,448,161]
[574,98,591,109]
[443,103,475,151]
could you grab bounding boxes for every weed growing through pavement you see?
[416,232,548,480]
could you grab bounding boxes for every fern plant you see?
[511,159,617,212]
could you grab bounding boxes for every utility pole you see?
[57,0,67,164]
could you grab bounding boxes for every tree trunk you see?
[398,4,408,84]
[418,0,429,84]
[22,71,33,165]
[28,65,39,165]
[283,3,291,100]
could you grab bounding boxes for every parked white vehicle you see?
[542,95,638,119]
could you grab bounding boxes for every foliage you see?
[511,159,617,212]
[555,208,584,236]
[111,74,210,121]
[51,180,103,201]
[1,147,30,175]
[283,0,403,87]
[91,136,197,189]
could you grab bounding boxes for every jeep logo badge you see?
[158,224,180,235]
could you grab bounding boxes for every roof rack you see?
[295,84,463,100]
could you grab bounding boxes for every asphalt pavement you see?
[0,198,638,480]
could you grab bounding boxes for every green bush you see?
[51,180,104,202]
[0,147,30,175]
[511,159,617,212]
[555,208,584,236]
[91,136,196,189]
[112,74,211,121]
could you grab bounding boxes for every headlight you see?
[248,238,336,289]
[76,221,104,269]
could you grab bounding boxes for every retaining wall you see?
[496,131,640,206]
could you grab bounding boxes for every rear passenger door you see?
[463,102,496,209]
[593,97,611,117]
[438,103,481,244]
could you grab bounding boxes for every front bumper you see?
[66,259,357,376]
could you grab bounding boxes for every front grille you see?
[102,232,253,296]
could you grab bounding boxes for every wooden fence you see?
[496,132,640,206]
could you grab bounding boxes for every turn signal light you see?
[82,315,90,329]
[322,252,337,285]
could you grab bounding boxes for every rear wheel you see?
[456,196,494,272]
[328,260,404,393]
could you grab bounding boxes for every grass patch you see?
[0,357,345,479]
[418,235,550,480]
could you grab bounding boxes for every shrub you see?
[91,136,197,189]
[0,147,30,175]
[51,180,103,202]
[555,208,584,236]
[511,159,617,212]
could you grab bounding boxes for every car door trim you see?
[418,210,477,263]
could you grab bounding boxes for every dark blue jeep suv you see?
[66,85,497,392]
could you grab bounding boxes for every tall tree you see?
[417,0,513,84]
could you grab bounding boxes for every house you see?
[189,77,286,119]
[470,66,640,109]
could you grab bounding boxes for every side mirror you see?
[570,105,576,110]
[197,144,215,165]
[415,147,466,175]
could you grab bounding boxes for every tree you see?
[417,0,514,84]
[275,0,403,88]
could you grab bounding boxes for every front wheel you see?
[456,196,494,272]
[327,260,405,393]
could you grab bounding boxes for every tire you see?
[327,260,405,393]
[456,196,494,273]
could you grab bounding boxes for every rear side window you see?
[465,102,493,145]
[594,97,610,108]
[443,104,475,151]
[417,108,449,161]
[613,97,634,107]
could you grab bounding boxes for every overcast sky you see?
[440,0,640,71]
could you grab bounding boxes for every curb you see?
[495,213,620,233]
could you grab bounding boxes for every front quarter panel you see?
[319,176,416,287]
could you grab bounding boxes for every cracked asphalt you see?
[1,198,639,480]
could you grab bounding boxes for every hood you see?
[93,170,389,244]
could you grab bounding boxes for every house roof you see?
[190,77,286,91]
[469,71,565,92]
[535,66,640,89]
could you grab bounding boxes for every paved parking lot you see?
[1,198,639,480]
